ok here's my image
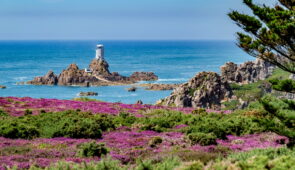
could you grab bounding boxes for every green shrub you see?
[0,109,8,117]
[182,161,204,170]
[184,113,264,140]
[187,132,217,146]
[269,79,295,92]
[113,112,138,127]
[76,141,108,157]
[191,108,207,115]
[148,136,163,148]
[24,109,33,115]
[141,110,193,132]
[0,121,39,139]
[0,110,116,139]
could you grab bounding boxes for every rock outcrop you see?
[162,72,232,109]
[139,84,179,91]
[129,72,158,81]
[78,92,98,96]
[89,59,111,76]
[127,87,137,92]
[28,58,158,86]
[27,70,58,85]
[221,59,275,84]
[57,64,95,86]
[0,85,6,89]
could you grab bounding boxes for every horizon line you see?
[0,39,236,41]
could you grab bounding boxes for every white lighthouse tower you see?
[95,44,104,61]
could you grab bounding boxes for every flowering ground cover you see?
[0,97,292,169]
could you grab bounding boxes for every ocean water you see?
[0,40,252,104]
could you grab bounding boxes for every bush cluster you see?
[269,79,295,92]
[76,141,108,157]
[0,110,116,139]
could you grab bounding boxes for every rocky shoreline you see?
[160,59,275,109]
[27,59,158,86]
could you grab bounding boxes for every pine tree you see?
[228,0,295,73]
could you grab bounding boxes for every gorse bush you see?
[0,120,39,139]
[76,141,108,157]
[140,110,193,132]
[269,79,295,92]
[187,132,217,146]
[184,113,265,140]
[0,110,116,139]
[258,95,295,146]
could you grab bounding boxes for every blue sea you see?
[0,40,252,104]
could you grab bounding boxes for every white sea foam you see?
[13,76,28,81]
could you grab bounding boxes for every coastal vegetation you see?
[0,0,294,169]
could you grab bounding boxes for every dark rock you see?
[27,70,58,85]
[221,59,275,84]
[136,100,143,104]
[0,85,6,89]
[129,72,158,81]
[78,92,98,96]
[162,72,232,109]
[127,87,137,92]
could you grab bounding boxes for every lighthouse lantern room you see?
[95,44,104,60]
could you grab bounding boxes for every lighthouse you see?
[95,44,104,61]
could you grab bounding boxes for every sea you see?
[0,40,252,104]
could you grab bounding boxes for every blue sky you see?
[0,0,276,40]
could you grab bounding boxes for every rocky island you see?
[27,45,158,86]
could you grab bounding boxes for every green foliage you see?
[182,161,204,170]
[0,110,116,139]
[76,141,108,157]
[148,136,163,148]
[230,82,264,102]
[0,120,40,139]
[0,146,31,156]
[0,109,8,117]
[269,78,295,92]
[184,113,265,140]
[191,108,207,115]
[227,147,295,161]
[135,157,180,170]
[222,100,240,110]
[24,157,180,170]
[113,112,138,127]
[187,132,217,146]
[141,110,193,132]
[229,0,295,74]
[268,68,291,80]
[24,109,33,115]
[258,95,295,146]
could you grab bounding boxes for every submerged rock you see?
[129,72,158,81]
[127,87,137,92]
[162,72,232,109]
[136,100,143,104]
[78,92,98,96]
[221,59,275,84]
[139,84,179,91]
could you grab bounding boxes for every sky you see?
[0,0,277,40]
